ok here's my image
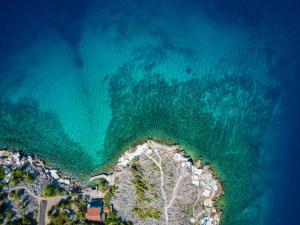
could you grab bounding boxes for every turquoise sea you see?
[1,1,299,224]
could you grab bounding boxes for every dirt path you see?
[42,195,69,225]
[9,186,69,225]
[145,149,184,225]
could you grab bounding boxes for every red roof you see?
[86,208,101,221]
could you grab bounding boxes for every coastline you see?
[91,140,224,224]
[1,139,225,224]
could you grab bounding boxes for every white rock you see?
[59,178,70,186]
[192,174,200,181]
[181,161,192,168]
[190,218,196,224]
[192,179,200,186]
[146,149,152,154]
[173,153,186,162]
[192,166,203,175]
[119,158,129,167]
[50,170,60,180]
[203,189,211,198]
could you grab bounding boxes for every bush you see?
[105,212,133,225]
[131,206,161,220]
[9,191,21,200]
[11,169,35,185]
[0,165,5,179]
[49,212,70,225]
[74,199,88,210]
[24,173,34,184]
[58,199,72,209]
[44,185,62,197]
[104,186,116,206]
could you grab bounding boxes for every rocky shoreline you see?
[91,140,224,225]
[1,140,224,225]
[0,149,81,195]
[0,149,84,224]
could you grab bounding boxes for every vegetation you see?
[104,212,133,225]
[104,185,116,206]
[129,158,152,203]
[92,177,109,192]
[0,166,36,224]
[0,165,5,179]
[48,197,91,225]
[103,66,280,224]
[0,165,6,188]
[128,158,161,220]
[11,168,34,185]
[9,213,38,225]
[58,199,72,209]
[44,184,63,197]
[0,201,9,223]
[9,190,21,200]
[131,206,161,220]
[49,212,71,225]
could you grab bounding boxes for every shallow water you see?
[0,0,299,224]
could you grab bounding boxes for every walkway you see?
[145,149,184,225]
[39,200,47,225]
[8,186,69,225]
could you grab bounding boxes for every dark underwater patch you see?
[103,65,281,224]
[0,97,95,177]
[0,0,90,61]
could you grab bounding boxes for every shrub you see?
[11,169,35,185]
[9,191,21,200]
[131,206,161,220]
[44,185,62,197]
[104,186,116,206]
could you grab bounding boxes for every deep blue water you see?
[0,0,300,224]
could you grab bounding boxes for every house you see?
[86,198,111,222]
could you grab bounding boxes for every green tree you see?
[105,212,133,225]
[104,186,116,206]
[44,185,62,197]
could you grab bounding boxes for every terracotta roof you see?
[86,207,101,221]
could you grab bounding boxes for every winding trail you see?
[8,186,69,225]
[145,149,184,225]
[10,186,39,199]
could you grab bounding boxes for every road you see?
[39,200,47,225]
[8,186,69,225]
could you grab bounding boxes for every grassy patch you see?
[9,190,21,200]
[44,185,63,197]
[11,168,34,185]
[129,158,161,219]
[104,185,116,206]
[129,158,155,203]
[132,206,161,220]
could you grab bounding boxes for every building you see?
[86,198,111,222]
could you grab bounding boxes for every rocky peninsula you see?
[0,140,223,225]
[91,140,224,225]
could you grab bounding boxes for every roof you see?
[86,198,111,222]
[86,207,101,222]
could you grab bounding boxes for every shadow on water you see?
[0,0,91,61]
[197,0,300,27]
